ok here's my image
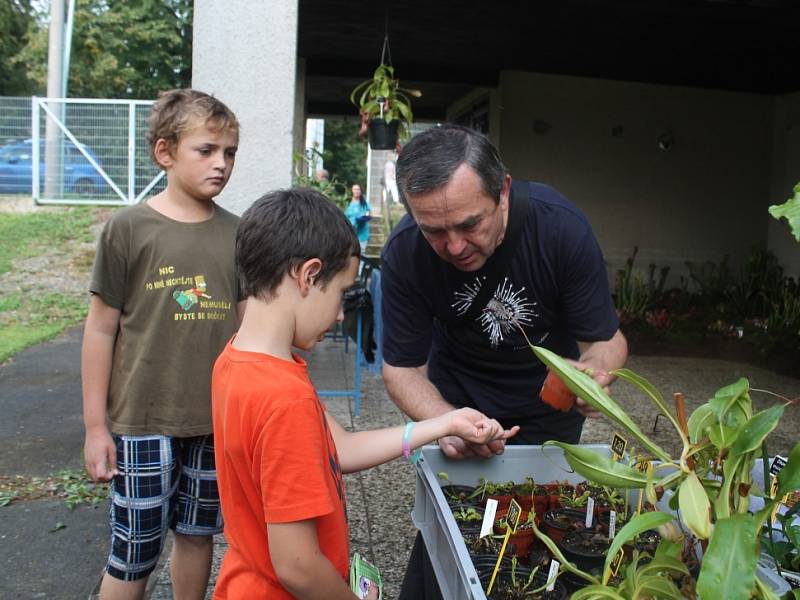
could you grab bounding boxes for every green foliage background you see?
[322,119,367,192]
[3,0,192,99]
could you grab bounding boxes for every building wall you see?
[495,71,777,285]
[192,1,299,215]
[768,91,800,275]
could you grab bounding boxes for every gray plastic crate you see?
[411,444,791,599]
[412,444,614,600]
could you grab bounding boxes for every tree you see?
[322,118,368,192]
[0,0,37,95]
[12,0,192,99]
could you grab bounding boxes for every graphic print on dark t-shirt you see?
[451,275,539,348]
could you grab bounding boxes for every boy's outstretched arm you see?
[82,294,121,482]
[326,408,518,474]
[268,520,361,599]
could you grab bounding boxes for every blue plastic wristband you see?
[402,422,422,464]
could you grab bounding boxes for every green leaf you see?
[709,378,752,424]
[533,347,671,462]
[601,511,675,584]
[777,441,800,499]
[697,513,759,600]
[769,183,800,242]
[49,521,66,533]
[687,404,715,444]
[544,441,648,490]
[636,555,689,579]
[569,586,626,600]
[633,575,683,599]
[678,471,713,539]
[708,422,739,450]
[731,404,785,457]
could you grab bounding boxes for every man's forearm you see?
[577,329,628,374]
[382,362,454,420]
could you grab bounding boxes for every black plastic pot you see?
[558,529,609,573]
[478,565,567,600]
[367,119,399,150]
[441,484,480,507]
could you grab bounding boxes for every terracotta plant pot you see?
[494,509,537,558]
[540,369,576,412]
[487,493,513,512]
[513,483,549,516]
[543,482,575,511]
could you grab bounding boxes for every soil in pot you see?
[479,566,568,600]
[452,503,485,535]
[540,508,587,545]
[442,484,480,506]
[558,529,610,573]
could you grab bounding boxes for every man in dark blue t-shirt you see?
[383,123,628,599]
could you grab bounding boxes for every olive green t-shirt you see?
[90,202,241,436]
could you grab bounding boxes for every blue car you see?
[0,139,107,196]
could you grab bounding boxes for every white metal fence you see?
[0,96,166,205]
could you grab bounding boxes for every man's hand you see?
[566,359,615,419]
[84,425,118,482]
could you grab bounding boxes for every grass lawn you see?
[0,206,98,363]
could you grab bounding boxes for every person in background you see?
[345,183,371,253]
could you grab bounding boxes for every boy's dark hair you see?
[146,89,239,165]
[237,188,360,299]
[396,123,507,207]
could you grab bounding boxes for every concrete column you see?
[192,0,299,215]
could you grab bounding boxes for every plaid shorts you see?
[105,434,223,581]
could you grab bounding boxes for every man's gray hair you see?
[396,124,507,207]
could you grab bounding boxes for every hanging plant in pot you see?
[350,63,421,150]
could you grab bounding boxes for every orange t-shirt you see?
[211,339,348,599]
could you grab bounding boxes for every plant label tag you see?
[585,497,595,528]
[506,498,522,534]
[609,510,617,540]
[546,559,559,591]
[611,433,628,460]
[770,455,788,476]
[480,499,498,538]
[610,550,625,577]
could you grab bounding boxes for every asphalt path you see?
[0,326,108,599]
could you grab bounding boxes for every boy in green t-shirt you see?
[82,89,244,599]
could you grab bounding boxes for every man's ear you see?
[153,138,175,169]
[297,258,323,295]
[499,173,512,209]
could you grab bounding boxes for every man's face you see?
[407,164,510,272]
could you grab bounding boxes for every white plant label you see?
[480,499,498,538]
[546,559,560,591]
[609,510,617,540]
[585,497,595,528]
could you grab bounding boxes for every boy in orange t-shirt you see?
[211,188,518,599]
